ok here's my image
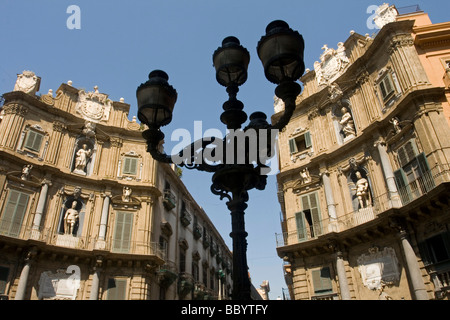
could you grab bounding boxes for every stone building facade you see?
[274,5,450,300]
[0,73,233,300]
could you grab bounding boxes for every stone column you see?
[329,241,351,300]
[374,139,401,207]
[397,229,429,300]
[89,256,103,300]
[336,251,351,300]
[14,248,37,300]
[321,170,338,232]
[32,179,52,230]
[98,193,111,240]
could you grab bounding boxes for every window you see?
[379,73,395,101]
[0,190,29,237]
[122,156,138,175]
[312,267,333,295]
[106,278,127,300]
[192,262,199,282]
[289,131,312,155]
[295,192,322,241]
[203,266,208,286]
[24,130,44,153]
[112,211,133,253]
[394,140,434,204]
[159,236,168,259]
[179,248,186,273]
[419,232,450,266]
[0,266,9,295]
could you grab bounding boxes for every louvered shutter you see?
[107,278,127,300]
[288,138,298,154]
[113,212,133,253]
[0,190,29,237]
[123,157,137,175]
[295,212,306,241]
[24,131,43,152]
[312,267,333,294]
[309,193,322,236]
[304,131,312,149]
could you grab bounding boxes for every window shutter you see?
[113,212,133,253]
[418,242,433,266]
[107,278,127,300]
[295,212,306,241]
[309,193,322,236]
[442,231,450,259]
[288,138,298,154]
[416,153,430,174]
[312,267,332,294]
[32,133,43,151]
[0,190,29,237]
[304,132,312,149]
[394,169,411,204]
[123,157,138,175]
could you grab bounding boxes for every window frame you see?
[23,129,45,153]
[288,131,312,155]
[112,211,133,253]
[0,189,30,237]
[295,191,322,241]
[122,156,138,175]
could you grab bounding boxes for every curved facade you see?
[0,76,232,300]
[274,7,450,300]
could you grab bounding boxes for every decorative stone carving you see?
[328,83,343,103]
[314,43,350,86]
[339,107,356,138]
[64,201,79,235]
[13,71,41,95]
[274,95,285,113]
[75,86,111,122]
[299,167,311,184]
[373,3,398,30]
[354,171,371,209]
[21,164,33,180]
[38,267,80,300]
[73,144,92,175]
[357,246,400,290]
[122,186,132,202]
[82,121,96,138]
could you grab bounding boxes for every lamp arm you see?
[270,81,301,131]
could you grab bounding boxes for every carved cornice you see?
[2,103,28,116]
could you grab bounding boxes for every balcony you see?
[180,209,192,227]
[1,226,165,261]
[276,164,449,247]
[163,189,176,210]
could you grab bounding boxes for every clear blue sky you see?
[1,0,449,300]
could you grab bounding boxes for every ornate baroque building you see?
[0,72,233,300]
[274,4,450,300]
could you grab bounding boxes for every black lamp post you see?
[137,20,304,300]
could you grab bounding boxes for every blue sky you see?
[1,0,449,300]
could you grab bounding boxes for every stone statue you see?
[21,164,33,180]
[299,168,311,184]
[390,117,402,134]
[339,107,356,138]
[73,144,92,174]
[122,186,132,202]
[355,171,371,209]
[64,201,79,235]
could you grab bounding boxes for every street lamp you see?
[137,20,304,300]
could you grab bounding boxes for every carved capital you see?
[3,104,28,116]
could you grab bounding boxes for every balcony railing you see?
[1,225,165,259]
[276,164,449,247]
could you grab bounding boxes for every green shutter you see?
[394,169,411,204]
[24,131,43,152]
[123,157,138,175]
[312,267,333,294]
[107,278,127,300]
[304,131,312,149]
[113,212,133,253]
[295,212,306,241]
[0,190,29,237]
[309,193,322,236]
[288,138,298,154]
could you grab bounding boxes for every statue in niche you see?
[21,164,33,180]
[73,144,92,175]
[64,201,79,235]
[354,171,371,209]
[339,107,356,138]
[122,186,132,202]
